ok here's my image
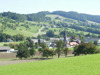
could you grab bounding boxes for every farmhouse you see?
[0,46,11,53]
[68,42,79,47]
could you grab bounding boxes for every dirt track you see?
[0,60,36,66]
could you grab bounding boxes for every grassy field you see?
[0,54,100,75]
[3,25,41,37]
[97,46,100,49]
[0,41,23,46]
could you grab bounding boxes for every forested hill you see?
[1,11,100,23]
[0,11,51,22]
[52,11,100,23]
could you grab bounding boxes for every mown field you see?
[0,54,100,75]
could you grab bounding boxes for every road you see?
[34,26,44,37]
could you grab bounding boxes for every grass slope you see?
[0,54,100,75]
[3,25,41,37]
[0,17,42,37]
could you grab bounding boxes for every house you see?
[0,46,11,53]
[40,39,46,43]
[85,37,100,43]
[46,42,52,46]
[74,38,81,44]
[68,42,79,47]
[49,43,56,48]
[31,39,38,43]
[31,39,46,43]
[97,39,100,45]
[7,39,13,42]
[50,38,59,42]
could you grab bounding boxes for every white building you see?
[97,39,100,45]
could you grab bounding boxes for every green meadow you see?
[1,54,100,75]
[3,25,41,37]
[0,41,24,46]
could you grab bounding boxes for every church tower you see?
[64,31,67,47]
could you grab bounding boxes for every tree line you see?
[16,40,69,59]
[16,39,98,59]
[52,11,100,23]
[1,11,100,23]
[1,12,51,22]
[0,33,25,42]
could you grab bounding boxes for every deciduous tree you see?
[55,40,65,58]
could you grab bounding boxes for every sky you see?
[0,0,100,15]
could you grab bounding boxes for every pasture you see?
[0,54,100,75]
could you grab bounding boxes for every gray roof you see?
[0,46,10,50]
[85,37,100,42]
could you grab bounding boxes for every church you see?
[63,31,81,47]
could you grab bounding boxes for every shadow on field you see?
[11,57,52,61]
[30,58,52,60]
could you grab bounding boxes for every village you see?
[0,32,100,54]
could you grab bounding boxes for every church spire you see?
[64,30,67,47]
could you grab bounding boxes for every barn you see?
[0,46,11,53]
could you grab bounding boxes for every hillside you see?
[52,11,100,23]
[0,16,42,37]
[0,11,100,38]
[0,54,100,75]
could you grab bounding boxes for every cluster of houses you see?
[31,37,100,49]
[1,35,100,53]
[31,37,81,48]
